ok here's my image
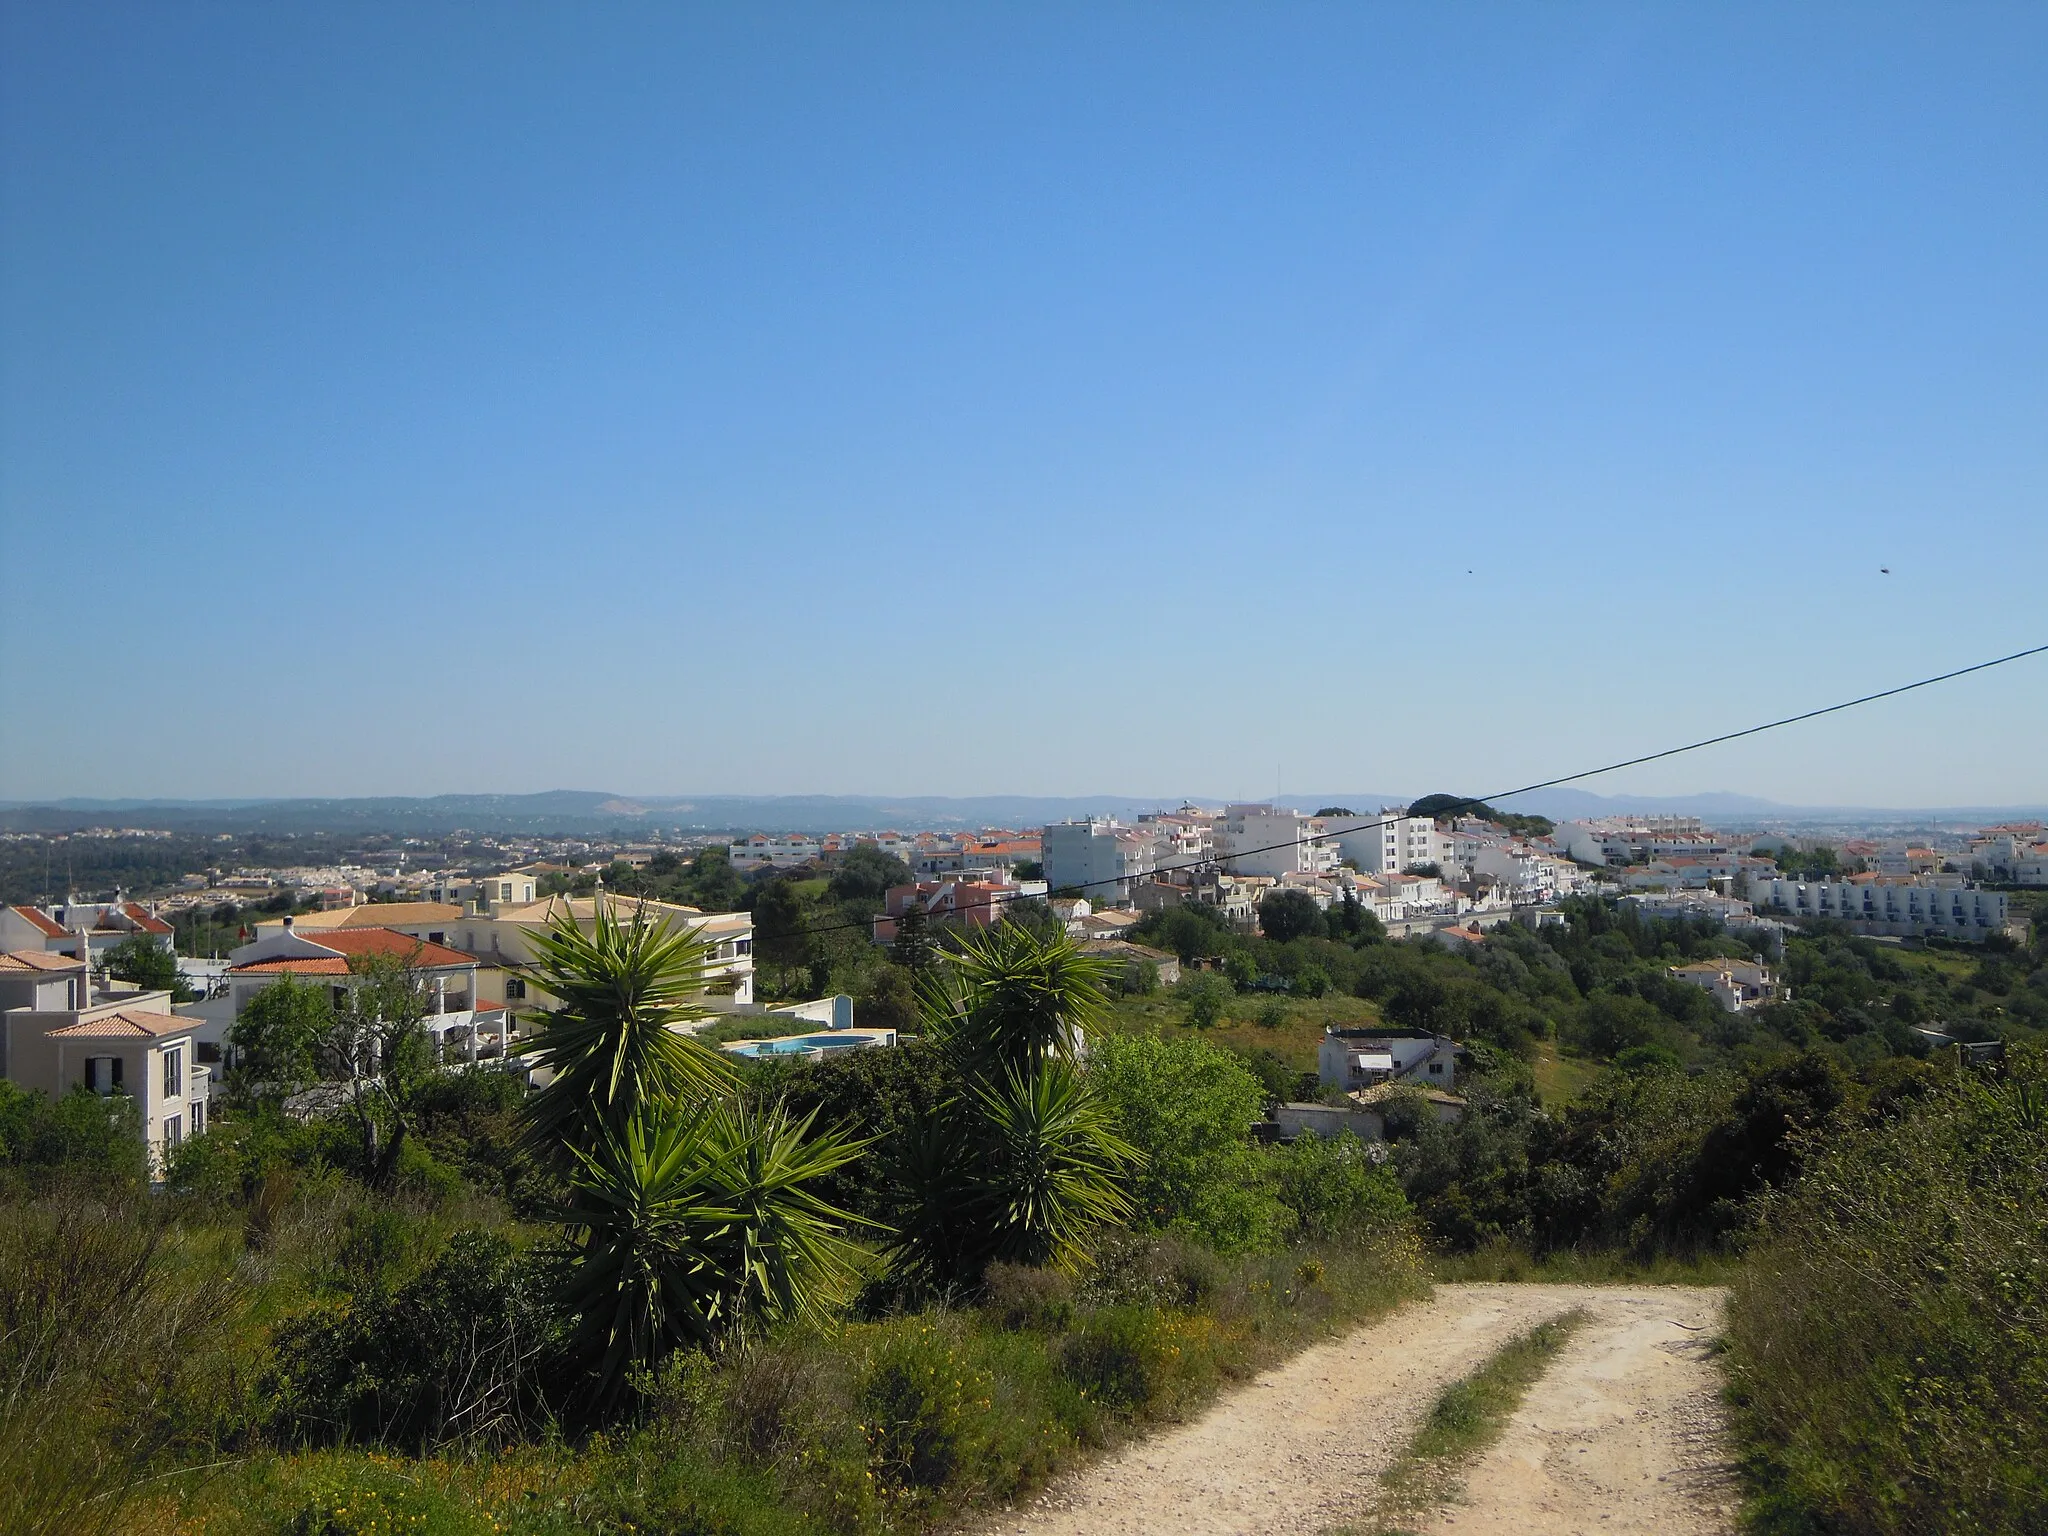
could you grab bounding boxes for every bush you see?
[1288,964,1330,1000]
[261,1229,557,1450]
[0,1082,146,1190]
[982,1262,1076,1331]
[1058,1305,1179,1412]
[1178,972,1232,1029]
[859,1323,997,1495]
[1272,1132,1409,1242]
[1728,1048,2048,1534]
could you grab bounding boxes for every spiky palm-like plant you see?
[886,924,1140,1286]
[559,1099,870,1410]
[969,1059,1137,1271]
[923,921,1114,1080]
[518,898,735,1162]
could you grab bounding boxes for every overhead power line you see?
[747,640,2048,941]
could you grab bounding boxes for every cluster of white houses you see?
[1,887,759,1174]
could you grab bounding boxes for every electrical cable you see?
[737,640,2048,941]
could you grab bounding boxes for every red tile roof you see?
[9,905,67,938]
[48,1009,190,1039]
[121,903,174,936]
[231,928,477,974]
[0,949,86,973]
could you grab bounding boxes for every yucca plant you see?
[969,1060,1138,1271]
[923,921,1114,1080]
[518,898,735,1163]
[885,923,1140,1287]
[558,1099,871,1409]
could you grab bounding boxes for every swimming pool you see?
[724,1033,876,1058]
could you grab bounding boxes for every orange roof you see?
[47,1009,190,1039]
[9,905,66,938]
[232,956,353,975]
[232,928,476,973]
[121,903,174,936]
[0,949,85,973]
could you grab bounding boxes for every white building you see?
[1750,877,2011,940]
[1669,958,1776,1012]
[1324,809,1450,877]
[1041,820,1158,903]
[1215,804,1335,878]
[1316,1028,1459,1092]
[729,833,825,872]
[1556,818,1732,867]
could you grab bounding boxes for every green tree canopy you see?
[1258,889,1325,943]
[101,935,196,1002]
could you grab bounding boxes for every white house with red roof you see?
[1,949,208,1173]
[224,922,512,1063]
[0,900,175,961]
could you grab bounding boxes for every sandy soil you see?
[979,1283,1734,1536]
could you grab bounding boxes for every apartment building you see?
[1555,818,1732,867]
[872,880,1016,942]
[1750,876,2012,940]
[0,900,176,960]
[1324,809,1450,877]
[1214,805,1335,879]
[1042,820,1158,901]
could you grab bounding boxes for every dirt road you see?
[987,1283,1735,1536]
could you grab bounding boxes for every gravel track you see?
[981,1283,1734,1536]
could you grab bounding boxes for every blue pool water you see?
[726,1034,871,1058]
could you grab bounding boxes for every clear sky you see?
[3,3,2044,809]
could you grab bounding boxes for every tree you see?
[751,879,813,996]
[1012,859,1044,882]
[1313,807,1356,818]
[101,935,196,1002]
[227,975,333,1103]
[828,845,912,905]
[887,899,938,978]
[1089,1033,1284,1251]
[325,949,438,1188]
[1179,972,1232,1029]
[558,1099,868,1409]
[1405,793,1476,821]
[520,901,866,1410]
[1259,889,1325,943]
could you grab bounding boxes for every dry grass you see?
[1099,991,1382,1073]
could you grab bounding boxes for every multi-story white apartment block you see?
[1324,809,1449,877]
[1750,877,2011,940]
[1556,818,1732,867]
[728,833,825,871]
[1213,805,1335,879]
[1041,820,1159,903]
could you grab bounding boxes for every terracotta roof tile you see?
[47,1009,190,1039]
[0,949,86,973]
[9,905,67,938]
[121,903,174,936]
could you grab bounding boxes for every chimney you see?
[282,915,295,934]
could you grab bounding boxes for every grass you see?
[1429,1240,1737,1286]
[1529,1042,1602,1107]
[136,1234,1428,1536]
[1098,991,1382,1073]
[1339,1310,1586,1536]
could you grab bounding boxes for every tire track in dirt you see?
[980,1283,1733,1536]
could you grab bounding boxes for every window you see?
[505,977,527,1000]
[500,883,512,901]
[332,985,349,1009]
[163,1115,182,1150]
[85,1055,123,1094]
[190,1099,205,1135]
[163,1047,182,1098]
[428,931,446,945]
[1429,1062,1445,1075]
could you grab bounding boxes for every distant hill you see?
[3,786,2042,838]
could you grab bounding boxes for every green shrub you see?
[859,1323,997,1495]
[1272,1132,1409,1242]
[1057,1306,1179,1412]
[261,1229,557,1450]
[1729,1047,2048,1534]
[283,1460,493,1536]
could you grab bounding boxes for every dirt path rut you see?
[988,1283,1734,1536]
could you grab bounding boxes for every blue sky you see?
[3,3,2044,808]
